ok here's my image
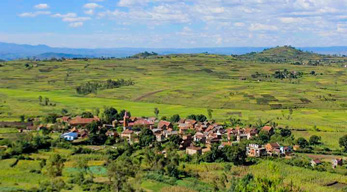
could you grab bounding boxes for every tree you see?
[81,111,94,118]
[280,128,291,137]
[44,97,49,106]
[61,108,68,115]
[296,137,309,148]
[309,135,321,145]
[339,135,347,152]
[207,109,213,120]
[170,114,180,123]
[19,115,25,122]
[107,158,136,192]
[45,154,66,177]
[103,107,118,123]
[38,95,42,103]
[139,128,156,147]
[45,113,58,123]
[154,108,159,118]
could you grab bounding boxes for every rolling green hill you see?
[0,48,346,143]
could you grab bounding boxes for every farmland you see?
[1,47,346,147]
[0,47,347,191]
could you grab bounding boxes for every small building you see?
[158,120,173,130]
[332,158,343,168]
[121,129,134,143]
[311,159,322,167]
[186,145,202,155]
[194,132,206,143]
[246,144,267,157]
[261,126,274,135]
[280,146,293,156]
[293,145,300,151]
[265,142,281,156]
[69,116,100,127]
[61,132,78,141]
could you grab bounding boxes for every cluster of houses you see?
[25,112,343,169]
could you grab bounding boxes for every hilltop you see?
[237,46,342,64]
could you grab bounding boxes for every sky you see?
[0,0,346,48]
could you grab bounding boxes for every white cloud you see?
[62,17,91,22]
[83,3,103,9]
[249,23,278,31]
[19,11,51,17]
[84,10,94,15]
[34,4,49,9]
[51,13,77,18]
[69,22,84,28]
[337,23,347,33]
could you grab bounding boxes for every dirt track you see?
[133,89,165,101]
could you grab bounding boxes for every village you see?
[11,110,343,170]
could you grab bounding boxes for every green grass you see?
[249,160,347,192]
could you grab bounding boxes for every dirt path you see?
[134,89,165,101]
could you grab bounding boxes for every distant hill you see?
[0,42,346,60]
[35,52,93,60]
[237,46,337,63]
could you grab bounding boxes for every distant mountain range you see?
[0,42,346,60]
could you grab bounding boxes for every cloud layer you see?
[13,0,347,47]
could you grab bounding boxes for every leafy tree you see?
[168,135,182,146]
[103,107,118,123]
[45,154,66,177]
[207,108,213,120]
[38,95,42,103]
[19,115,25,122]
[45,113,58,123]
[44,97,49,106]
[81,111,94,118]
[229,118,243,127]
[280,128,291,137]
[139,128,156,147]
[309,135,321,145]
[339,135,347,152]
[154,108,160,118]
[107,157,137,192]
[296,137,309,148]
[170,114,180,123]
[160,116,167,120]
[223,145,247,165]
[258,131,270,144]
[61,108,68,115]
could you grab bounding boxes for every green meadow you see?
[1,52,347,149]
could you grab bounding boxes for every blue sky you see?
[0,0,346,48]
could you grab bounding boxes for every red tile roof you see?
[69,116,100,125]
[262,126,273,132]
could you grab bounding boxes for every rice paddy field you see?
[1,53,346,149]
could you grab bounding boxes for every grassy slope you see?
[0,53,346,149]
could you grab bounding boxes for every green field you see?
[1,51,346,150]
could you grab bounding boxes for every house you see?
[193,132,206,143]
[158,120,173,130]
[186,145,202,155]
[293,145,300,151]
[121,129,134,143]
[69,116,100,127]
[163,130,178,138]
[228,127,258,141]
[106,130,118,138]
[133,119,154,129]
[265,142,281,156]
[61,116,71,123]
[180,135,193,149]
[280,146,293,156]
[246,144,267,157]
[61,132,78,141]
[311,159,322,167]
[332,158,343,168]
[261,126,274,135]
